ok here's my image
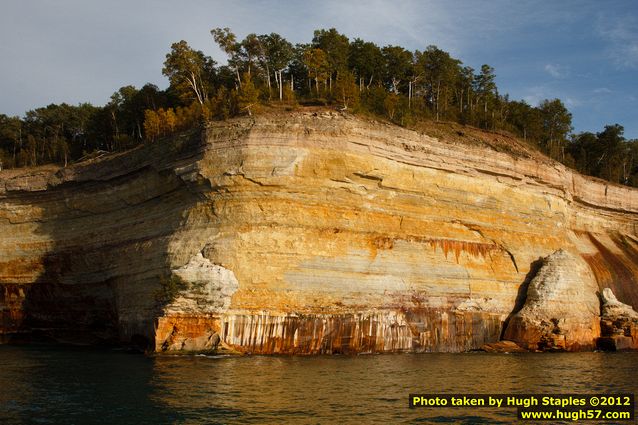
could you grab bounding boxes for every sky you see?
[1,0,637,138]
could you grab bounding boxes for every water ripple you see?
[0,347,636,424]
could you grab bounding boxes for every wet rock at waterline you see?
[597,287,638,350]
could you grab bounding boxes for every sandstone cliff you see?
[503,249,601,351]
[1,112,638,353]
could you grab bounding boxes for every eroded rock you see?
[503,249,600,351]
[598,287,638,350]
[155,253,239,352]
[165,253,239,315]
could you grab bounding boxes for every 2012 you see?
[599,396,631,406]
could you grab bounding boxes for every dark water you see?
[0,345,636,424]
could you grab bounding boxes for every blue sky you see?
[1,0,636,138]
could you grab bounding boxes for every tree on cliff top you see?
[5,25,638,190]
[237,73,260,116]
[539,98,572,161]
[211,27,243,88]
[334,71,359,110]
[348,38,384,90]
[303,48,329,95]
[312,28,350,91]
[381,45,414,95]
[163,40,215,105]
[258,33,294,100]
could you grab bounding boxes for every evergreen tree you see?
[238,73,260,116]
[381,46,414,94]
[539,99,572,161]
[348,38,385,91]
[312,28,350,91]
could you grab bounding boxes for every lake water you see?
[0,345,636,424]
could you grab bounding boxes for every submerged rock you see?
[481,340,527,353]
[503,249,600,351]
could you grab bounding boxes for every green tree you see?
[312,28,350,92]
[239,33,262,77]
[109,86,136,137]
[97,83,172,149]
[0,114,23,167]
[626,140,638,186]
[506,100,543,143]
[211,27,242,87]
[456,66,474,122]
[473,65,497,127]
[569,131,600,175]
[348,38,385,90]
[596,124,626,183]
[23,103,98,164]
[238,73,260,116]
[258,33,294,100]
[163,40,215,105]
[287,43,311,95]
[303,48,329,95]
[416,46,460,120]
[538,99,572,160]
[334,72,359,110]
[382,46,413,94]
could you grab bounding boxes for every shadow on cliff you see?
[499,258,544,339]
[585,233,638,310]
[7,128,209,349]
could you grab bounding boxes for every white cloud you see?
[593,87,612,94]
[521,85,579,109]
[544,63,569,78]
[597,15,638,68]
[522,85,552,106]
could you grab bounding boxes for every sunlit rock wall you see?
[503,249,601,351]
[1,112,638,352]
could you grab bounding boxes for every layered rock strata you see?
[502,249,600,351]
[1,112,638,353]
[598,288,638,350]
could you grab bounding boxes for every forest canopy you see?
[1,27,637,186]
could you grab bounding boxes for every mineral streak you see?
[1,112,637,353]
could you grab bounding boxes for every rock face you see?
[598,288,638,350]
[503,250,601,351]
[156,253,239,351]
[1,112,638,353]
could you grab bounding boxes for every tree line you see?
[1,27,636,186]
